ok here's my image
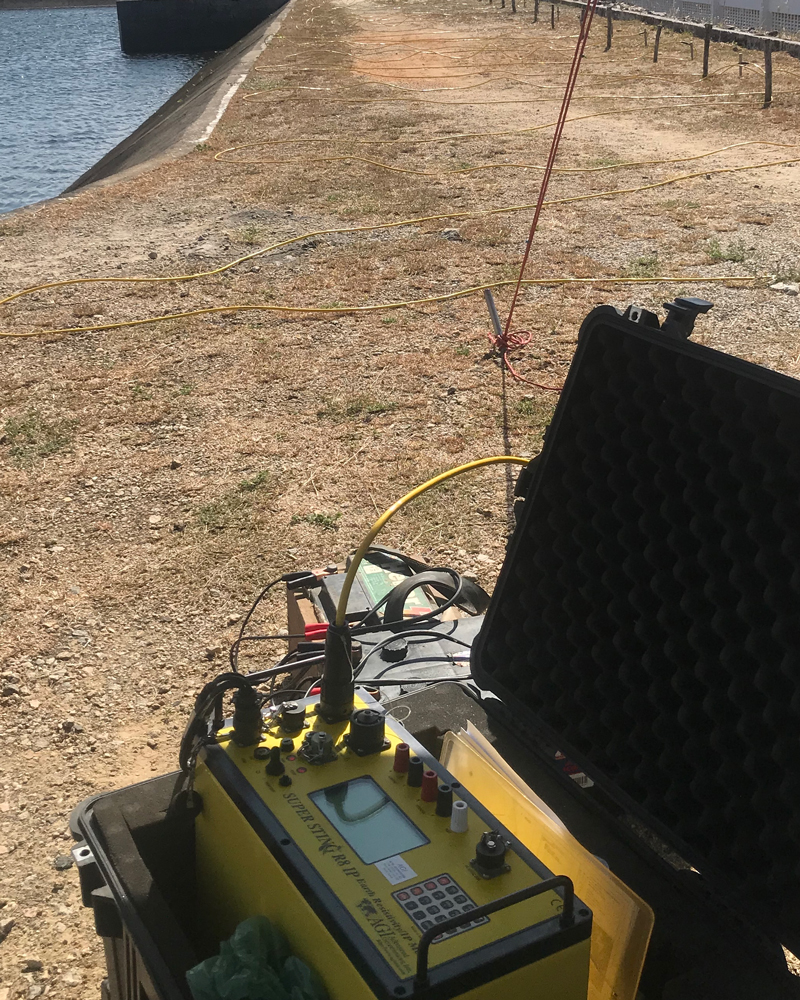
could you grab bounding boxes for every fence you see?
[671,0,800,32]
[496,0,800,106]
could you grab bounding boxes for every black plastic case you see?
[472,305,800,958]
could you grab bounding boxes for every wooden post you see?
[653,23,662,61]
[512,0,516,13]
[551,3,555,27]
[702,22,712,78]
[534,0,539,19]
[764,39,773,107]
[739,52,744,76]
[606,4,613,49]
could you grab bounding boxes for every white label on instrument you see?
[374,855,417,886]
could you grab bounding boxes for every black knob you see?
[265,746,285,776]
[346,708,387,756]
[474,830,507,874]
[280,738,294,753]
[280,702,306,732]
[407,756,424,787]
[380,637,408,663]
[278,774,293,787]
[436,784,453,818]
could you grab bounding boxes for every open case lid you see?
[472,304,800,952]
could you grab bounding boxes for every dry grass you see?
[1,0,799,993]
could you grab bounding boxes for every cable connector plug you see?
[231,682,262,747]
[282,570,320,590]
[317,622,355,722]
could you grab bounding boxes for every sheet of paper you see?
[442,729,653,1000]
[374,855,417,886]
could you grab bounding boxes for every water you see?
[0,8,204,215]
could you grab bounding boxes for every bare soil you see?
[1,0,799,995]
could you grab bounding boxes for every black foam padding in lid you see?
[473,308,800,944]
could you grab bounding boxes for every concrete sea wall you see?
[64,2,289,194]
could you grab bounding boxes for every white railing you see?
[669,0,800,32]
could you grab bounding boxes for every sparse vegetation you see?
[236,223,267,245]
[238,470,272,492]
[290,512,341,530]
[590,154,623,168]
[0,220,25,237]
[705,238,748,263]
[131,383,153,401]
[3,411,75,462]
[774,266,800,284]
[625,254,660,278]
[317,395,398,421]
[196,469,274,531]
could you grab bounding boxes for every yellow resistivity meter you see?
[194,690,592,1000]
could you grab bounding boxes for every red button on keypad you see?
[411,887,423,896]
[438,876,450,885]
[424,881,437,890]
[397,892,409,901]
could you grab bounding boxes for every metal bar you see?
[413,876,576,990]
[764,38,773,106]
[483,290,504,342]
[703,22,712,77]
[653,23,662,61]
[606,3,613,49]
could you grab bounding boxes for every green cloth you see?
[186,916,327,1000]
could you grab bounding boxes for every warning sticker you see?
[374,855,417,886]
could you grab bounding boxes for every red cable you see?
[490,0,601,391]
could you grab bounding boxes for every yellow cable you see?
[3,151,790,336]
[0,275,767,339]
[15,104,710,308]
[0,104,752,308]
[2,17,792,342]
[335,456,530,627]
[213,98,760,160]
[244,87,791,106]
[216,139,797,175]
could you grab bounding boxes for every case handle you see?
[413,874,575,990]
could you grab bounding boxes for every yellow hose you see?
[214,100,759,157]
[2,150,787,338]
[0,274,764,339]
[215,139,798,176]
[1,14,793,344]
[335,456,529,627]
[244,87,790,105]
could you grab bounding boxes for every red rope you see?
[490,0,601,391]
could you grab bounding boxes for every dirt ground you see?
[1,0,799,995]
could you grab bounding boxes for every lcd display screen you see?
[310,776,429,864]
